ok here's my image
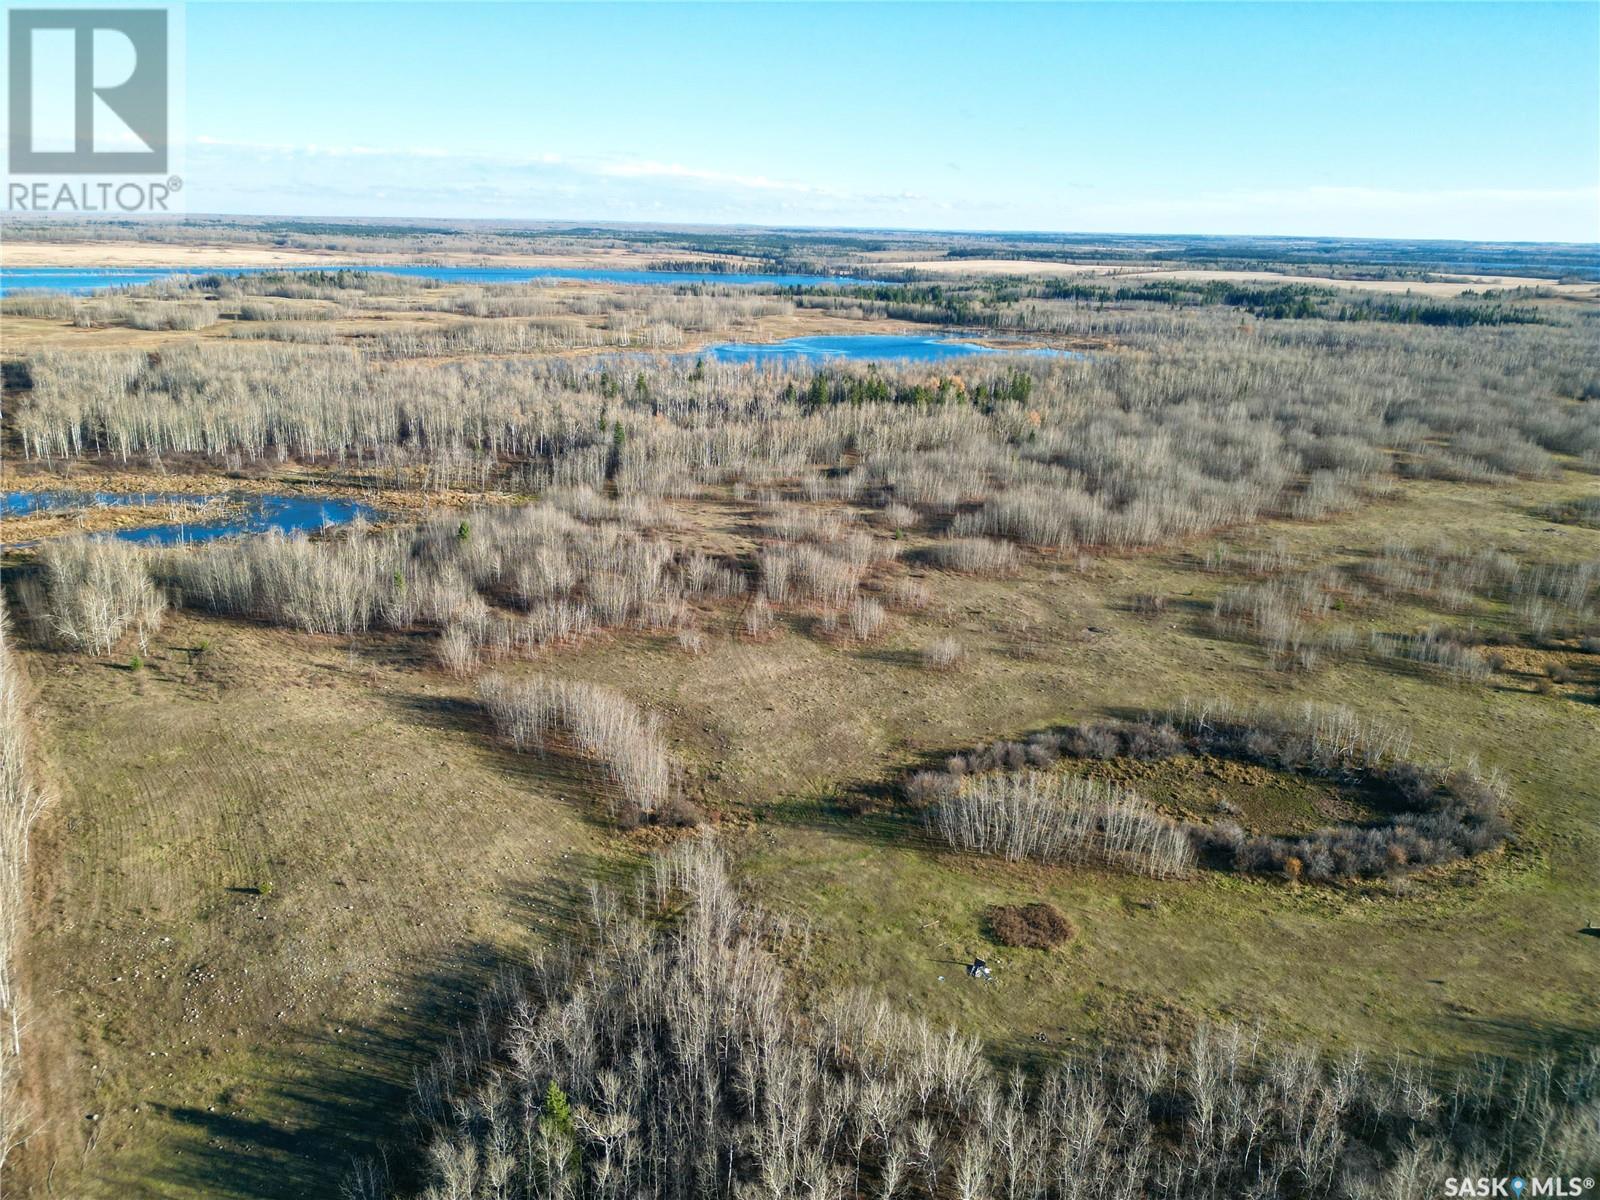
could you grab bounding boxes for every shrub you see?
[1052,720,1182,762]
[23,537,166,655]
[913,705,1510,885]
[656,796,704,828]
[1121,720,1184,760]
[437,624,480,676]
[126,301,219,330]
[787,546,863,608]
[478,674,672,818]
[1542,496,1600,529]
[681,552,746,600]
[871,502,920,529]
[1,292,71,320]
[1372,628,1493,682]
[929,772,1195,878]
[758,550,792,603]
[922,636,964,670]
[1063,724,1120,759]
[847,597,886,641]
[903,770,958,807]
[986,902,1076,949]
[742,597,776,639]
[925,537,1021,576]
[885,577,932,611]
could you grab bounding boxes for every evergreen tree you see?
[540,1080,581,1176]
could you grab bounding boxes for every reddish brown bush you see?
[986,902,1077,950]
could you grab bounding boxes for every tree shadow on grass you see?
[503,849,644,945]
[131,848,640,1200]
[759,775,941,861]
[855,646,924,669]
[1428,1013,1600,1069]
[382,689,630,835]
[387,689,486,736]
[125,941,505,1200]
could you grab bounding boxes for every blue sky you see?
[173,2,1598,240]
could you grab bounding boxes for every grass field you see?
[22,615,620,1197]
[11,462,1597,1197]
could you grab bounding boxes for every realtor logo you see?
[8,8,169,173]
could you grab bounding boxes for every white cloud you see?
[181,136,912,222]
[592,159,817,194]
[1049,185,1600,242]
[175,137,1599,240]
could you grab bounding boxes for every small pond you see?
[2,491,378,546]
[698,334,1082,365]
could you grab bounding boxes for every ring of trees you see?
[904,704,1511,884]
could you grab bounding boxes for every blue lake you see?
[2,491,378,545]
[0,264,875,296]
[699,334,1081,365]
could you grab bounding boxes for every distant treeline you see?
[1036,279,1545,326]
[506,226,908,256]
[785,281,999,324]
[8,216,1593,280]
[943,234,1600,281]
[645,257,847,276]
[254,220,463,239]
[797,278,1544,327]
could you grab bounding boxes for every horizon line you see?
[4,212,1598,250]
